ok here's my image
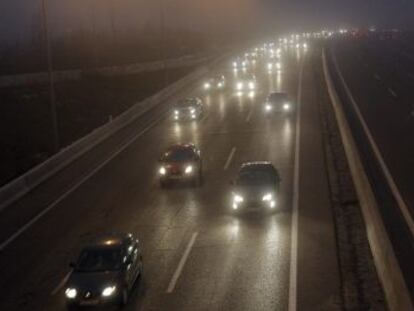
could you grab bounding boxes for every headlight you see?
[233,62,237,68]
[276,62,281,70]
[233,194,244,203]
[265,104,272,111]
[185,165,193,174]
[236,82,243,90]
[65,288,77,299]
[283,103,290,110]
[204,83,211,89]
[174,110,179,115]
[218,82,223,88]
[159,167,166,175]
[190,108,195,114]
[248,82,255,90]
[102,286,116,297]
[267,63,273,70]
[262,193,273,201]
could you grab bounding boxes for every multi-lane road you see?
[0,45,342,310]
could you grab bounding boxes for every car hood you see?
[233,185,275,199]
[67,270,121,293]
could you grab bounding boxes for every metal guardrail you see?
[0,53,230,211]
[322,47,414,310]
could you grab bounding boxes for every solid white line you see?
[288,56,304,311]
[223,147,236,170]
[333,56,414,238]
[0,114,165,252]
[388,88,397,98]
[166,232,198,293]
[51,271,72,295]
[245,108,254,123]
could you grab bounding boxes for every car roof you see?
[177,97,199,105]
[166,143,196,152]
[240,161,275,171]
[269,92,288,98]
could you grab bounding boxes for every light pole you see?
[41,0,59,152]
[159,0,169,86]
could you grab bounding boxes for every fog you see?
[0,0,413,47]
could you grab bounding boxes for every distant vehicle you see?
[235,74,257,92]
[232,57,248,70]
[231,162,280,212]
[203,75,226,91]
[158,143,202,187]
[65,233,143,309]
[173,98,203,121]
[264,92,293,113]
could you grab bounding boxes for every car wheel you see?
[119,287,129,307]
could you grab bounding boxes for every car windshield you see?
[163,148,195,162]
[269,94,288,102]
[76,247,122,272]
[237,169,276,186]
[177,99,196,108]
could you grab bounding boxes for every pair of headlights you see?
[65,285,116,299]
[232,193,276,209]
[159,165,193,175]
[236,82,255,90]
[265,103,290,112]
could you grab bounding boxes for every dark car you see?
[158,143,202,187]
[264,92,293,113]
[231,162,280,212]
[64,233,143,309]
[203,75,226,91]
[173,98,203,121]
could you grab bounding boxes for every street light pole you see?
[159,0,169,86]
[41,0,59,152]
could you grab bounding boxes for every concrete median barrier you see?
[322,48,413,311]
[0,53,229,211]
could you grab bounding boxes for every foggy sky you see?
[0,0,413,46]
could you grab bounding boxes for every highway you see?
[0,45,342,310]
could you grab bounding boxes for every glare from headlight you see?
[233,194,244,203]
[232,203,239,210]
[262,193,273,201]
[159,167,166,175]
[283,103,290,110]
[190,108,195,114]
[204,83,211,89]
[185,165,193,174]
[65,288,77,299]
[174,110,179,115]
[248,82,255,90]
[276,62,281,70]
[303,43,308,49]
[191,114,196,119]
[218,82,223,88]
[233,62,237,68]
[267,63,273,70]
[236,82,243,90]
[270,200,276,208]
[102,286,116,297]
[265,104,272,111]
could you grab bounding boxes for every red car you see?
[158,143,202,187]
